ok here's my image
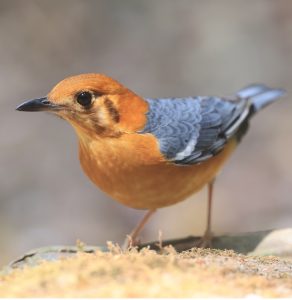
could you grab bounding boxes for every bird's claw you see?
[122,235,141,251]
[194,231,213,248]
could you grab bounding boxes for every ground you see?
[1,242,292,297]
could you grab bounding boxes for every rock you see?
[250,228,292,257]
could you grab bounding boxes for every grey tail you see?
[232,84,285,143]
[236,83,286,116]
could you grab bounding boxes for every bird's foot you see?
[194,231,213,248]
[122,235,141,251]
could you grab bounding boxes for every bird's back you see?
[139,84,285,166]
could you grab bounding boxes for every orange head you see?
[16,73,148,138]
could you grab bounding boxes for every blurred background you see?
[0,0,291,265]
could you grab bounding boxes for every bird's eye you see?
[76,91,92,107]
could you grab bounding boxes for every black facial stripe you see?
[104,97,120,123]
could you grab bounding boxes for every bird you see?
[16,73,285,247]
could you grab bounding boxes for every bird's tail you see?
[236,83,286,116]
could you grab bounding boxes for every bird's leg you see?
[123,209,156,250]
[196,178,215,248]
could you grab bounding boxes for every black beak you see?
[16,97,59,112]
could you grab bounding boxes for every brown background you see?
[0,0,291,265]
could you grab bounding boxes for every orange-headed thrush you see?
[16,74,285,246]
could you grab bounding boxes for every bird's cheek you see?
[89,106,110,128]
[95,109,106,126]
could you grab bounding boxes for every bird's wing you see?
[139,96,249,165]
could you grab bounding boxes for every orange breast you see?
[78,133,237,210]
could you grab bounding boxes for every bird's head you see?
[17,73,148,138]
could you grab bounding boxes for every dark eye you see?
[76,91,92,107]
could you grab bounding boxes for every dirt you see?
[1,243,292,297]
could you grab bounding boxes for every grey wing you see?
[139,96,249,165]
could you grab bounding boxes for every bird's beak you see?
[16,97,60,112]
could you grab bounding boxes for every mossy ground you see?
[1,243,292,297]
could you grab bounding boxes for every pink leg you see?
[123,209,156,249]
[196,179,215,248]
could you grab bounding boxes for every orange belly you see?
[78,133,237,210]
